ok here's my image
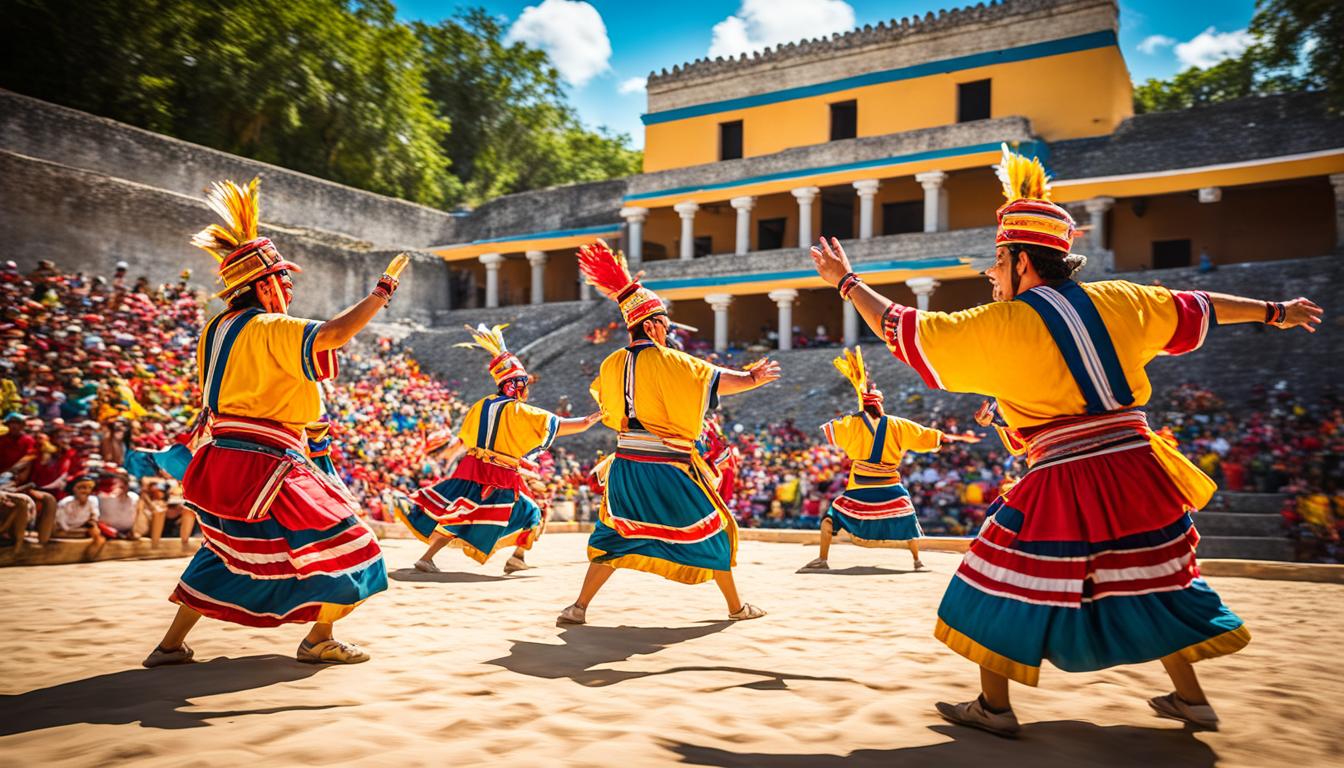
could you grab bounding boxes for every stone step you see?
[1198,536,1295,562]
[1194,512,1282,537]
[1210,492,1291,515]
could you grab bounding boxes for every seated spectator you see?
[96,469,139,539]
[148,486,195,546]
[0,490,36,554]
[53,475,105,559]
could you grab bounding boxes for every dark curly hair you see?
[1013,243,1087,281]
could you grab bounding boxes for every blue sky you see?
[395,0,1258,149]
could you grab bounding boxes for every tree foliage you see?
[0,0,640,208]
[1133,0,1341,114]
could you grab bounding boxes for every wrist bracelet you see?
[1272,302,1286,324]
[838,272,862,300]
[1263,301,1273,323]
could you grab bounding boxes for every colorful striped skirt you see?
[395,476,543,564]
[935,410,1249,686]
[173,418,386,627]
[826,484,922,544]
[587,432,736,585]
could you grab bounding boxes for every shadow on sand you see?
[664,722,1217,767]
[487,623,862,690]
[797,565,921,576]
[0,654,346,735]
[389,568,530,584]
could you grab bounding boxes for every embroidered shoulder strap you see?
[475,395,514,451]
[622,341,654,431]
[866,416,889,463]
[1016,281,1134,414]
[199,308,263,413]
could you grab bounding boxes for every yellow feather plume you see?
[190,178,262,262]
[454,323,510,358]
[832,346,868,405]
[995,143,1052,203]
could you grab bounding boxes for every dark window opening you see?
[1152,239,1192,270]
[821,189,854,240]
[882,201,924,235]
[719,120,743,160]
[757,218,786,251]
[957,79,991,123]
[693,235,713,259]
[830,100,857,141]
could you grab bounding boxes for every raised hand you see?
[808,236,853,287]
[1273,297,1324,333]
[747,358,782,386]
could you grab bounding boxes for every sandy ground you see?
[2,535,1342,768]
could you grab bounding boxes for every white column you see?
[768,289,799,351]
[479,252,504,308]
[1084,197,1115,253]
[792,186,820,247]
[1331,174,1344,249]
[526,251,547,305]
[915,171,948,233]
[705,293,733,352]
[843,300,859,347]
[906,277,939,312]
[674,201,699,260]
[619,207,648,268]
[853,179,880,240]
[730,196,755,255]
[578,276,592,302]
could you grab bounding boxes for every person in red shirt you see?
[0,413,54,546]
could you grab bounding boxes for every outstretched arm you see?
[1206,293,1322,333]
[314,254,408,352]
[718,359,782,396]
[556,411,604,437]
[809,237,892,337]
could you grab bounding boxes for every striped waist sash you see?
[466,446,540,476]
[616,431,694,462]
[212,417,306,453]
[1023,410,1151,470]
[850,459,902,485]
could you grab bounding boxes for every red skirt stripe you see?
[196,516,366,557]
[955,564,1081,608]
[832,495,916,519]
[204,536,383,580]
[608,509,723,544]
[171,582,323,627]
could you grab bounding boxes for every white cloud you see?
[505,0,611,87]
[618,76,647,95]
[1174,27,1254,69]
[1136,34,1176,55]
[708,0,856,59]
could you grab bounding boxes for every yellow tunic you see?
[589,343,719,446]
[456,396,559,459]
[823,414,943,490]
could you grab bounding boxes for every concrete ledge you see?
[0,538,200,567]
[1200,559,1344,584]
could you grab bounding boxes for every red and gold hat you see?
[577,239,666,329]
[994,144,1077,254]
[190,178,301,301]
[456,324,529,387]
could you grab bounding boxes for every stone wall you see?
[463,179,628,242]
[0,150,449,324]
[0,89,464,249]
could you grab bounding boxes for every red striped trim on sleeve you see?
[882,303,943,390]
[1163,290,1215,356]
[821,420,837,447]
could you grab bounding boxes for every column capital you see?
[730,195,756,211]
[791,186,821,203]
[852,179,881,196]
[704,293,734,310]
[673,200,700,217]
[914,170,947,188]
[767,288,799,305]
[905,276,939,296]
[479,252,504,267]
[1330,173,1344,189]
[1084,196,1116,214]
[619,206,649,223]
[526,250,548,266]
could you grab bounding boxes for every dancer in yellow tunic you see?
[809,145,1323,736]
[801,347,978,573]
[556,240,781,625]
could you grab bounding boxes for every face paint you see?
[267,274,289,314]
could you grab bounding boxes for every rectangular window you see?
[1152,239,1192,270]
[821,189,854,240]
[957,79,991,123]
[757,217,786,251]
[881,201,923,235]
[830,100,857,141]
[693,235,713,259]
[719,120,743,161]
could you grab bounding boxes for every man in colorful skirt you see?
[556,241,781,625]
[395,324,601,573]
[143,178,402,668]
[809,145,1323,736]
[801,347,977,573]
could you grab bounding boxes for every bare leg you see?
[712,570,744,614]
[511,547,526,561]
[420,533,451,563]
[981,666,1012,711]
[158,604,203,651]
[150,511,165,546]
[818,518,834,561]
[30,491,55,545]
[304,621,335,645]
[3,505,25,555]
[573,562,615,609]
[179,509,196,544]
[1160,653,1209,704]
[85,526,106,561]
[910,540,921,564]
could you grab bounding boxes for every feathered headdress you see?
[455,323,529,387]
[190,178,300,300]
[993,144,1077,254]
[833,346,882,410]
[577,239,666,328]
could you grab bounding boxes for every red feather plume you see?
[577,239,635,299]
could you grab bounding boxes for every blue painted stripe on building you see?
[624,140,1050,203]
[642,31,1118,125]
[465,223,621,246]
[643,256,968,290]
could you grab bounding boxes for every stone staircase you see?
[1197,492,1294,561]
